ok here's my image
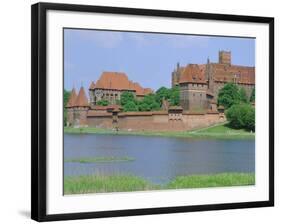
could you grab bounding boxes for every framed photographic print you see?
[31,2,274,222]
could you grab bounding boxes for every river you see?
[64,133,255,184]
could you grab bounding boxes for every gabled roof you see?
[95,72,133,90]
[91,71,152,96]
[66,88,77,108]
[211,63,255,84]
[179,64,207,84]
[74,86,89,107]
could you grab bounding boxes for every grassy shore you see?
[64,123,255,140]
[64,173,255,194]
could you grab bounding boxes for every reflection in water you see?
[64,134,255,184]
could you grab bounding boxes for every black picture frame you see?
[31,2,274,222]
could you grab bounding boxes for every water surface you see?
[64,134,255,184]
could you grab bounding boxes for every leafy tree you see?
[151,101,161,111]
[217,83,240,109]
[143,94,161,110]
[155,86,180,106]
[120,91,136,106]
[238,87,248,103]
[123,101,138,112]
[155,87,170,104]
[244,106,255,131]
[63,89,71,126]
[170,86,180,106]
[97,100,109,106]
[226,103,255,131]
[138,102,150,111]
[250,87,255,102]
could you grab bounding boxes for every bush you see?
[123,101,138,112]
[226,103,255,131]
[218,83,249,108]
[250,87,255,102]
[120,92,136,106]
[97,100,109,106]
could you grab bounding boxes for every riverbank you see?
[64,123,255,140]
[64,173,255,194]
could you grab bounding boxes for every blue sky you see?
[64,29,255,92]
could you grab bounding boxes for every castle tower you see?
[206,57,214,92]
[178,64,208,111]
[219,50,231,65]
[65,88,77,127]
[73,86,90,127]
[172,62,181,87]
[88,81,95,107]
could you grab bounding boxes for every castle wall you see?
[73,107,88,127]
[180,83,208,111]
[66,108,74,127]
[84,111,225,132]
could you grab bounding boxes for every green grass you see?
[64,173,255,194]
[167,173,255,189]
[64,123,255,140]
[65,156,135,163]
[64,174,158,194]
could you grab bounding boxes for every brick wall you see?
[84,111,226,131]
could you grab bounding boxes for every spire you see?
[89,81,95,90]
[66,88,77,108]
[207,57,210,64]
[75,86,89,107]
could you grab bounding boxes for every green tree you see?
[244,106,255,131]
[155,87,170,105]
[250,87,255,102]
[123,101,138,112]
[217,83,240,109]
[63,89,71,126]
[170,86,180,106]
[138,102,150,111]
[120,91,136,106]
[226,103,255,131]
[238,87,248,103]
[97,100,109,106]
[142,94,160,111]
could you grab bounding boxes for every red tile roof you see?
[179,64,207,84]
[66,88,77,108]
[74,87,89,107]
[89,81,95,89]
[211,63,255,84]
[92,72,152,96]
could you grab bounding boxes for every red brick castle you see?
[66,50,254,131]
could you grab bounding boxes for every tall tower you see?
[219,50,231,65]
[73,86,90,127]
[65,88,77,127]
[172,62,181,87]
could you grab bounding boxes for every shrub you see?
[97,100,109,106]
[226,103,255,131]
[218,83,240,109]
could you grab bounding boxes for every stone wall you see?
[85,110,226,131]
[179,83,208,111]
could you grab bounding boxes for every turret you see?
[73,86,90,127]
[219,50,231,65]
[65,88,77,127]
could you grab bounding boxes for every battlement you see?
[219,50,231,65]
